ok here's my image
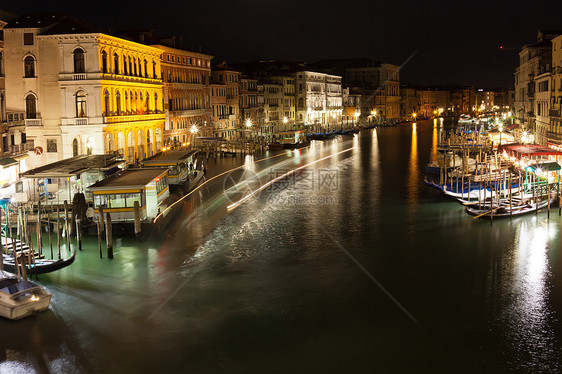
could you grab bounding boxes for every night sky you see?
[2,0,562,88]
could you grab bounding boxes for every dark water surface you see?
[2,120,562,373]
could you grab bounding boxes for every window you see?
[24,56,35,78]
[25,94,37,119]
[101,51,108,73]
[104,90,110,115]
[73,49,85,73]
[76,91,86,117]
[115,91,121,116]
[72,138,79,156]
[0,52,3,76]
[114,54,119,75]
[144,60,148,78]
[23,33,34,45]
[152,61,156,78]
[47,139,57,153]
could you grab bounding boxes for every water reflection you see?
[432,121,438,161]
[504,219,560,371]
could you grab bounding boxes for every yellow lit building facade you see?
[4,13,164,169]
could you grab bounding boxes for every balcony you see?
[62,117,89,125]
[103,112,165,124]
[547,131,562,143]
[10,143,29,155]
[25,118,42,126]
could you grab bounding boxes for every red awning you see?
[498,143,562,159]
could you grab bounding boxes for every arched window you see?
[101,51,108,73]
[25,94,37,119]
[133,58,137,76]
[72,138,79,156]
[152,61,156,78]
[104,90,110,116]
[129,58,132,76]
[143,60,148,78]
[76,91,87,117]
[146,93,149,112]
[73,48,85,73]
[154,93,158,113]
[115,91,121,116]
[24,56,35,78]
[123,56,128,75]
[113,53,119,75]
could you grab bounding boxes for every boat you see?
[2,251,76,275]
[274,131,310,148]
[0,237,76,275]
[465,198,552,218]
[0,272,52,320]
[140,150,200,186]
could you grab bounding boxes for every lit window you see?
[73,48,85,73]
[24,56,35,78]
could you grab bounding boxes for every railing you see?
[76,118,88,125]
[547,132,562,144]
[104,113,165,124]
[25,118,42,126]
[10,143,28,154]
[7,112,24,122]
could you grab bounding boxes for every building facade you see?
[295,71,342,132]
[4,14,165,168]
[211,62,240,139]
[345,63,400,121]
[534,72,551,145]
[156,45,213,146]
[514,30,555,135]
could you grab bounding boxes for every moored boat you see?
[0,273,52,320]
[465,198,553,218]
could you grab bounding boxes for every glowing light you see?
[30,295,39,302]
[190,125,198,134]
[227,147,356,210]
[283,117,288,124]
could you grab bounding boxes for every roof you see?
[5,12,99,34]
[88,169,168,190]
[0,157,18,168]
[141,150,197,165]
[498,143,562,159]
[527,162,561,172]
[20,154,123,178]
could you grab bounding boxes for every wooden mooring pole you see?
[105,212,113,259]
[97,216,102,259]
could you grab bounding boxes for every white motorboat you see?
[0,273,52,320]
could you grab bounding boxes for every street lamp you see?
[283,116,288,131]
[190,125,198,147]
[412,112,417,121]
[354,110,360,127]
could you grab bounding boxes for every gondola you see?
[2,251,76,275]
[465,198,552,218]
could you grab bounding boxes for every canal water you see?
[3,120,562,373]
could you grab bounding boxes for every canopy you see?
[498,143,562,159]
[526,162,561,172]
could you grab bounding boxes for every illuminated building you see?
[155,44,213,146]
[4,13,165,169]
[345,63,400,120]
[295,71,342,132]
[514,30,556,135]
[211,61,240,139]
[548,34,562,148]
